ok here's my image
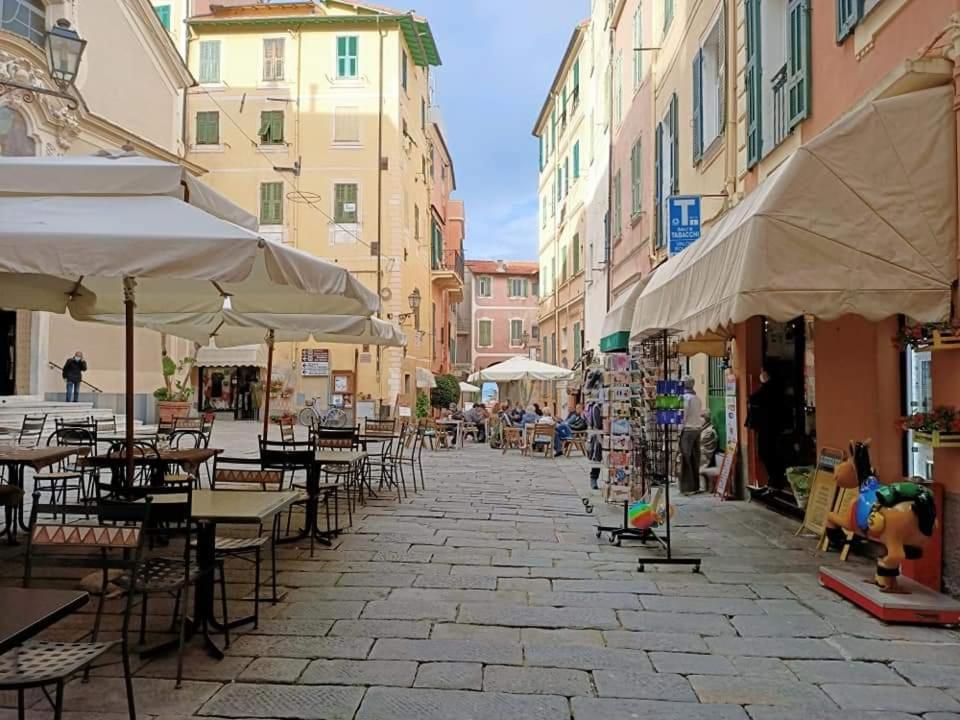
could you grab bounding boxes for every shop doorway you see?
[0,311,15,396]
[762,317,817,493]
[905,346,934,480]
[199,366,260,420]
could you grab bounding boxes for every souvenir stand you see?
[580,350,604,512]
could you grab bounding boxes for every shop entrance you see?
[199,366,260,420]
[0,311,15,396]
[762,317,817,495]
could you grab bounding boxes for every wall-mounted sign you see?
[301,348,330,376]
[668,195,702,255]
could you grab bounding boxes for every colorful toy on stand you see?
[628,499,674,531]
[824,440,937,593]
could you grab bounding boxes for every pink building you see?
[466,260,540,371]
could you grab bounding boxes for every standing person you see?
[62,351,86,402]
[746,368,785,490]
[679,376,703,494]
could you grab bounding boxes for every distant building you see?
[466,260,540,372]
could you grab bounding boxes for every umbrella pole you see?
[123,278,136,484]
[261,330,275,441]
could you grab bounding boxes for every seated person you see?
[554,403,587,456]
[510,405,525,425]
[464,403,487,443]
[699,410,718,468]
[520,404,539,426]
[532,408,555,452]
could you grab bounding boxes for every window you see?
[655,94,679,249]
[549,334,556,364]
[1,0,45,46]
[154,4,171,31]
[837,0,869,41]
[615,51,623,123]
[334,106,360,143]
[663,0,674,34]
[551,181,556,218]
[195,111,219,145]
[572,233,581,275]
[561,245,568,283]
[532,278,539,296]
[258,110,284,145]
[550,107,557,151]
[632,5,643,89]
[401,49,408,91]
[336,35,359,78]
[477,276,492,298]
[198,40,221,84]
[563,158,570,196]
[478,320,493,347]
[334,183,358,223]
[787,0,812,129]
[262,38,285,81]
[573,321,582,363]
[539,135,545,171]
[259,182,283,225]
[508,278,528,298]
[430,143,435,179]
[692,16,725,163]
[404,373,411,395]
[510,320,524,347]
[431,220,442,269]
[613,170,622,239]
[572,58,580,107]
[572,141,580,179]
[531,325,540,340]
[630,138,642,216]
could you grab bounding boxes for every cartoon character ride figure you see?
[824,440,937,593]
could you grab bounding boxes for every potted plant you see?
[154,350,195,423]
[415,391,430,418]
[269,411,297,425]
[900,406,960,447]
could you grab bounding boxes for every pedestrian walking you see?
[62,350,86,402]
[679,376,703,494]
[746,368,785,490]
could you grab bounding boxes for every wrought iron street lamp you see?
[395,288,422,330]
[0,19,85,109]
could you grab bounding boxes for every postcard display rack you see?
[597,332,700,572]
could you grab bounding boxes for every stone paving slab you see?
[603,630,710,653]
[640,595,764,615]
[731,614,836,637]
[430,623,522,643]
[483,666,593,696]
[618,609,736,636]
[361,601,459,621]
[592,669,697,701]
[369,638,523,665]
[891,662,960,688]
[690,675,837,707]
[649,651,738,675]
[571,697,749,720]
[459,603,620,629]
[199,683,365,719]
[785,660,907,685]
[822,684,960,713]
[329,619,433,639]
[356,687,570,720]
[745,709,921,720]
[413,662,483,690]
[524,643,653,671]
[300,659,418,687]
[705,636,844,659]
[238,657,309,683]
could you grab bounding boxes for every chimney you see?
[496,260,506,273]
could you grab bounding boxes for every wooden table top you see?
[314,450,367,463]
[151,489,299,524]
[0,588,88,654]
[82,448,221,466]
[0,446,78,469]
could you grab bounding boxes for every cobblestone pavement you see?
[2,427,960,719]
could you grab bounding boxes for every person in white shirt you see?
[679,376,703,494]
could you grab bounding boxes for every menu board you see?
[797,447,844,537]
[301,348,330,376]
[725,373,738,450]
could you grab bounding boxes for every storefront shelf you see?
[912,431,960,448]
[911,330,960,352]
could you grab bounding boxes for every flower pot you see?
[157,400,192,424]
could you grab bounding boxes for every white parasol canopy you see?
[459,382,481,394]
[630,86,957,341]
[468,356,574,383]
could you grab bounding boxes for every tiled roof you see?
[465,260,539,276]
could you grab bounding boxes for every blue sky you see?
[414,0,589,262]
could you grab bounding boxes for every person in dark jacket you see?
[62,351,87,402]
[746,369,785,489]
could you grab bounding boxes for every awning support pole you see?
[123,278,136,484]
[261,330,275,441]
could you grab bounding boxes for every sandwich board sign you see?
[668,195,701,255]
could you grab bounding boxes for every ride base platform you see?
[819,566,960,625]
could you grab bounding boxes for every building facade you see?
[0,0,196,411]
[466,260,539,372]
[182,0,444,414]
[428,112,465,377]
[534,21,589,382]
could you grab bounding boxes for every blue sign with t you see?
[668,195,701,255]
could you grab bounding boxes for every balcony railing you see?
[772,63,790,150]
[432,248,464,282]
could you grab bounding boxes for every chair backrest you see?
[114,480,193,528]
[259,436,315,472]
[212,456,284,491]
[48,426,95,471]
[364,418,396,435]
[173,417,202,431]
[278,416,296,443]
[200,411,216,437]
[101,440,161,492]
[95,415,118,434]
[312,427,357,451]
[169,429,205,450]
[18,414,47,447]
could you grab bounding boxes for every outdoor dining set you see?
[0,412,435,720]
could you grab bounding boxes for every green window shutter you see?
[573,141,580,179]
[669,94,679,194]
[259,111,284,144]
[788,0,812,129]
[562,85,568,120]
[199,40,221,83]
[654,122,663,247]
[260,182,283,225]
[348,36,358,76]
[196,111,219,145]
[613,171,622,237]
[539,136,544,171]
[573,58,580,105]
[572,234,581,274]
[836,0,862,41]
[663,0,674,34]
[573,322,582,362]
[479,321,492,347]
[631,139,641,216]
[564,158,570,195]
[337,36,358,78]
[154,4,171,30]
[745,0,762,167]
[692,49,703,163]
[551,108,557,149]
[401,49,408,90]
[334,184,358,223]
[263,38,284,81]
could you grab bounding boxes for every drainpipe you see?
[376,15,385,394]
[606,17,615,312]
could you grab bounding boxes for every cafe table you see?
[436,419,464,449]
[0,445,79,541]
[0,587,89,654]
[83,447,221,489]
[146,489,298,659]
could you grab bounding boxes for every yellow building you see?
[533,21,590,397]
[182,0,442,415]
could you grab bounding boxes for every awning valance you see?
[195,344,268,368]
[600,272,658,352]
[630,86,957,341]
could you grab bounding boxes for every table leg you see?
[16,464,29,532]
[192,521,225,659]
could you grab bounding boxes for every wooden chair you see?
[278,416,296,444]
[364,418,396,436]
[528,424,556,459]
[502,426,524,455]
[563,431,589,457]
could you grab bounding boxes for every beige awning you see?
[631,86,957,340]
[195,344,268,368]
[416,367,437,388]
[600,271,660,352]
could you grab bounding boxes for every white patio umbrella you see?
[0,154,379,475]
[468,356,573,406]
[459,382,480,394]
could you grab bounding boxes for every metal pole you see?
[262,330,275,441]
[123,278,136,484]
[375,15,384,388]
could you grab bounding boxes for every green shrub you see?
[430,373,460,409]
[415,391,430,418]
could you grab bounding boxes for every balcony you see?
[771,63,790,150]
[432,248,464,300]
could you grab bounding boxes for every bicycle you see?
[298,399,347,428]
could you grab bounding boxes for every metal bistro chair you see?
[363,418,396,436]
[365,428,401,502]
[207,456,284,626]
[18,414,47,448]
[311,427,360,519]
[389,419,422,495]
[167,429,209,488]
[12,492,152,720]
[104,440,162,491]
[32,427,96,513]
